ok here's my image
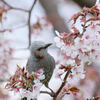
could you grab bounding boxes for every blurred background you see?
[0,0,100,100]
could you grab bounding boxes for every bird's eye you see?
[37,47,44,51]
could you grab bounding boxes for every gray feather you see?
[26,41,55,84]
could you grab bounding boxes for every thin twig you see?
[81,21,87,35]
[0,79,8,82]
[2,0,29,12]
[53,68,71,100]
[1,0,37,48]
[40,91,55,97]
[11,24,28,30]
[28,0,37,48]
[0,24,27,33]
[40,68,71,100]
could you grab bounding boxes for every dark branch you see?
[54,68,71,100]
[73,0,96,8]
[40,68,71,100]
[1,0,37,48]
[0,79,8,82]
[28,0,37,48]
[40,91,55,97]
[2,0,29,12]
[39,0,70,34]
[2,24,27,32]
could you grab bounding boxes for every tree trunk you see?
[39,0,69,33]
[73,0,96,7]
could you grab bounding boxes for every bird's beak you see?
[44,43,52,49]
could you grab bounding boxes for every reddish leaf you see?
[69,86,79,93]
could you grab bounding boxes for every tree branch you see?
[0,79,8,82]
[1,0,29,12]
[40,68,71,100]
[73,0,96,7]
[39,0,70,34]
[0,24,27,33]
[1,0,37,48]
[40,91,55,97]
[28,0,37,48]
[53,68,71,100]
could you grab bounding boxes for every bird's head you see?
[30,41,52,59]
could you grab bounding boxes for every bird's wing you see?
[26,57,36,73]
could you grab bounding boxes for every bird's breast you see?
[27,54,55,76]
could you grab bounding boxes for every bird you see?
[26,41,55,90]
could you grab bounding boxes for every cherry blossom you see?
[54,3,100,96]
[6,65,45,100]
[5,0,100,100]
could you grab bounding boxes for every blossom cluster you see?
[54,5,100,82]
[73,66,99,100]
[87,96,100,100]
[31,16,52,34]
[5,1,100,100]
[5,65,45,99]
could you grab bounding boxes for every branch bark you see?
[40,91,55,97]
[1,0,37,47]
[39,0,70,33]
[28,0,37,48]
[2,0,29,12]
[40,68,71,100]
[53,68,71,100]
[72,0,96,7]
